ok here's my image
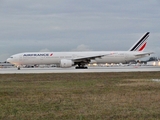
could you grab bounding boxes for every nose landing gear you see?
[17,66,21,70]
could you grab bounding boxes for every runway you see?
[0,66,160,74]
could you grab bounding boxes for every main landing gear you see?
[75,64,88,69]
[75,66,88,69]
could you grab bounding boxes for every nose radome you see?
[7,58,11,63]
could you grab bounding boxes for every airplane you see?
[7,32,153,70]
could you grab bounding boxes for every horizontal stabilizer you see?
[134,52,154,56]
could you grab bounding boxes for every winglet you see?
[129,32,150,51]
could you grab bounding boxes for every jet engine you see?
[60,59,74,68]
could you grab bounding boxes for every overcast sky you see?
[0,0,160,61]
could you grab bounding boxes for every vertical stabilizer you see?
[129,32,150,51]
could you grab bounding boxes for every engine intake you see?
[60,59,74,68]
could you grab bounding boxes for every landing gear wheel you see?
[75,66,88,69]
[17,66,21,70]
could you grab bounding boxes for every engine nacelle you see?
[60,59,74,68]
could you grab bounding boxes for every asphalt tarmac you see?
[0,66,160,74]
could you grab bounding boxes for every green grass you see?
[0,72,160,120]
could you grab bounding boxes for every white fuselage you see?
[7,51,149,66]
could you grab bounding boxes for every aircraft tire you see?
[75,66,88,69]
[17,67,21,70]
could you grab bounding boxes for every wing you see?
[72,54,108,63]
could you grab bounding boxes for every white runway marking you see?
[0,66,160,74]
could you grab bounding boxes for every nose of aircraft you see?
[7,58,11,63]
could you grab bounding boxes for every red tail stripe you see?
[138,42,147,51]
